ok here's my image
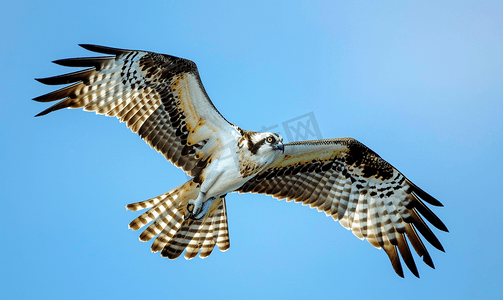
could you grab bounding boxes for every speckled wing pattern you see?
[34,45,446,276]
[237,138,448,277]
[33,44,236,177]
[34,44,236,259]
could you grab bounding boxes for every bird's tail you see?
[126,180,230,259]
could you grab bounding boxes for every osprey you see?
[34,45,448,278]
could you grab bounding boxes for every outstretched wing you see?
[237,138,448,278]
[34,44,237,176]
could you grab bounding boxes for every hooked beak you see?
[274,143,285,153]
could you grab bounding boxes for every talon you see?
[193,197,216,220]
[184,203,195,220]
[185,193,205,220]
[184,197,216,220]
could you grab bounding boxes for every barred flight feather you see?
[237,138,448,278]
[35,45,447,279]
[34,44,236,178]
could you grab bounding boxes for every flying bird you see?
[34,44,448,278]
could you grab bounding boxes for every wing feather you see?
[237,138,447,277]
[34,44,238,176]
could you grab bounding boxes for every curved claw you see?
[194,198,216,219]
[185,192,205,220]
[185,197,216,220]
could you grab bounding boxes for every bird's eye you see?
[266,137,274,143]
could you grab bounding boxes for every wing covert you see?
[237,138,448,277]
[34,44,237,176]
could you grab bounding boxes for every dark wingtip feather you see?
[396,233,420,278]
[383,244,404,278]
[33,98,74,117]
[410,210,445,252]
[34,107,57,117]
[35,77,48,84]
[406,179,443,207]
[34,110,48,117]
[34,69,95,86]
[32,82,80,103]
[411,194,449,232]
[422,252,435,269]
[404,223,436,269]
[79,44,131,55]
[52,59,67,66]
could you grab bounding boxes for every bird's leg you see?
[192,197,216,220]
[186,159,222,220]
[186,191,205,220]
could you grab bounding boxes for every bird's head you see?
[244,131,284,156]
[236,130,284,177]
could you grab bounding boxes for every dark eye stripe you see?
[250,138,266,154]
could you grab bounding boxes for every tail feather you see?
[139,206,185,242]
[150,219,185,253]
[126,181,230,259]
[212,199,230,251]
[125,191,168,212]
[185,221,213,259]
[161,197,229,259]
[127,181,198,231]
[199,223,217,258]
[161,219,202,259]
[184,197,227,259]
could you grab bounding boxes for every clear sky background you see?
[2,1,502,299]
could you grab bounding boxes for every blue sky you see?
[2,1,503,299]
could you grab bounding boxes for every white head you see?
[239,130,284,159]
[248,132,284,154]
[236,130,284,177]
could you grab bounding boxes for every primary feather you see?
[34,45,447,278]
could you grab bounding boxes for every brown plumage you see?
[34,45,448,278]
[238,138,447,277]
